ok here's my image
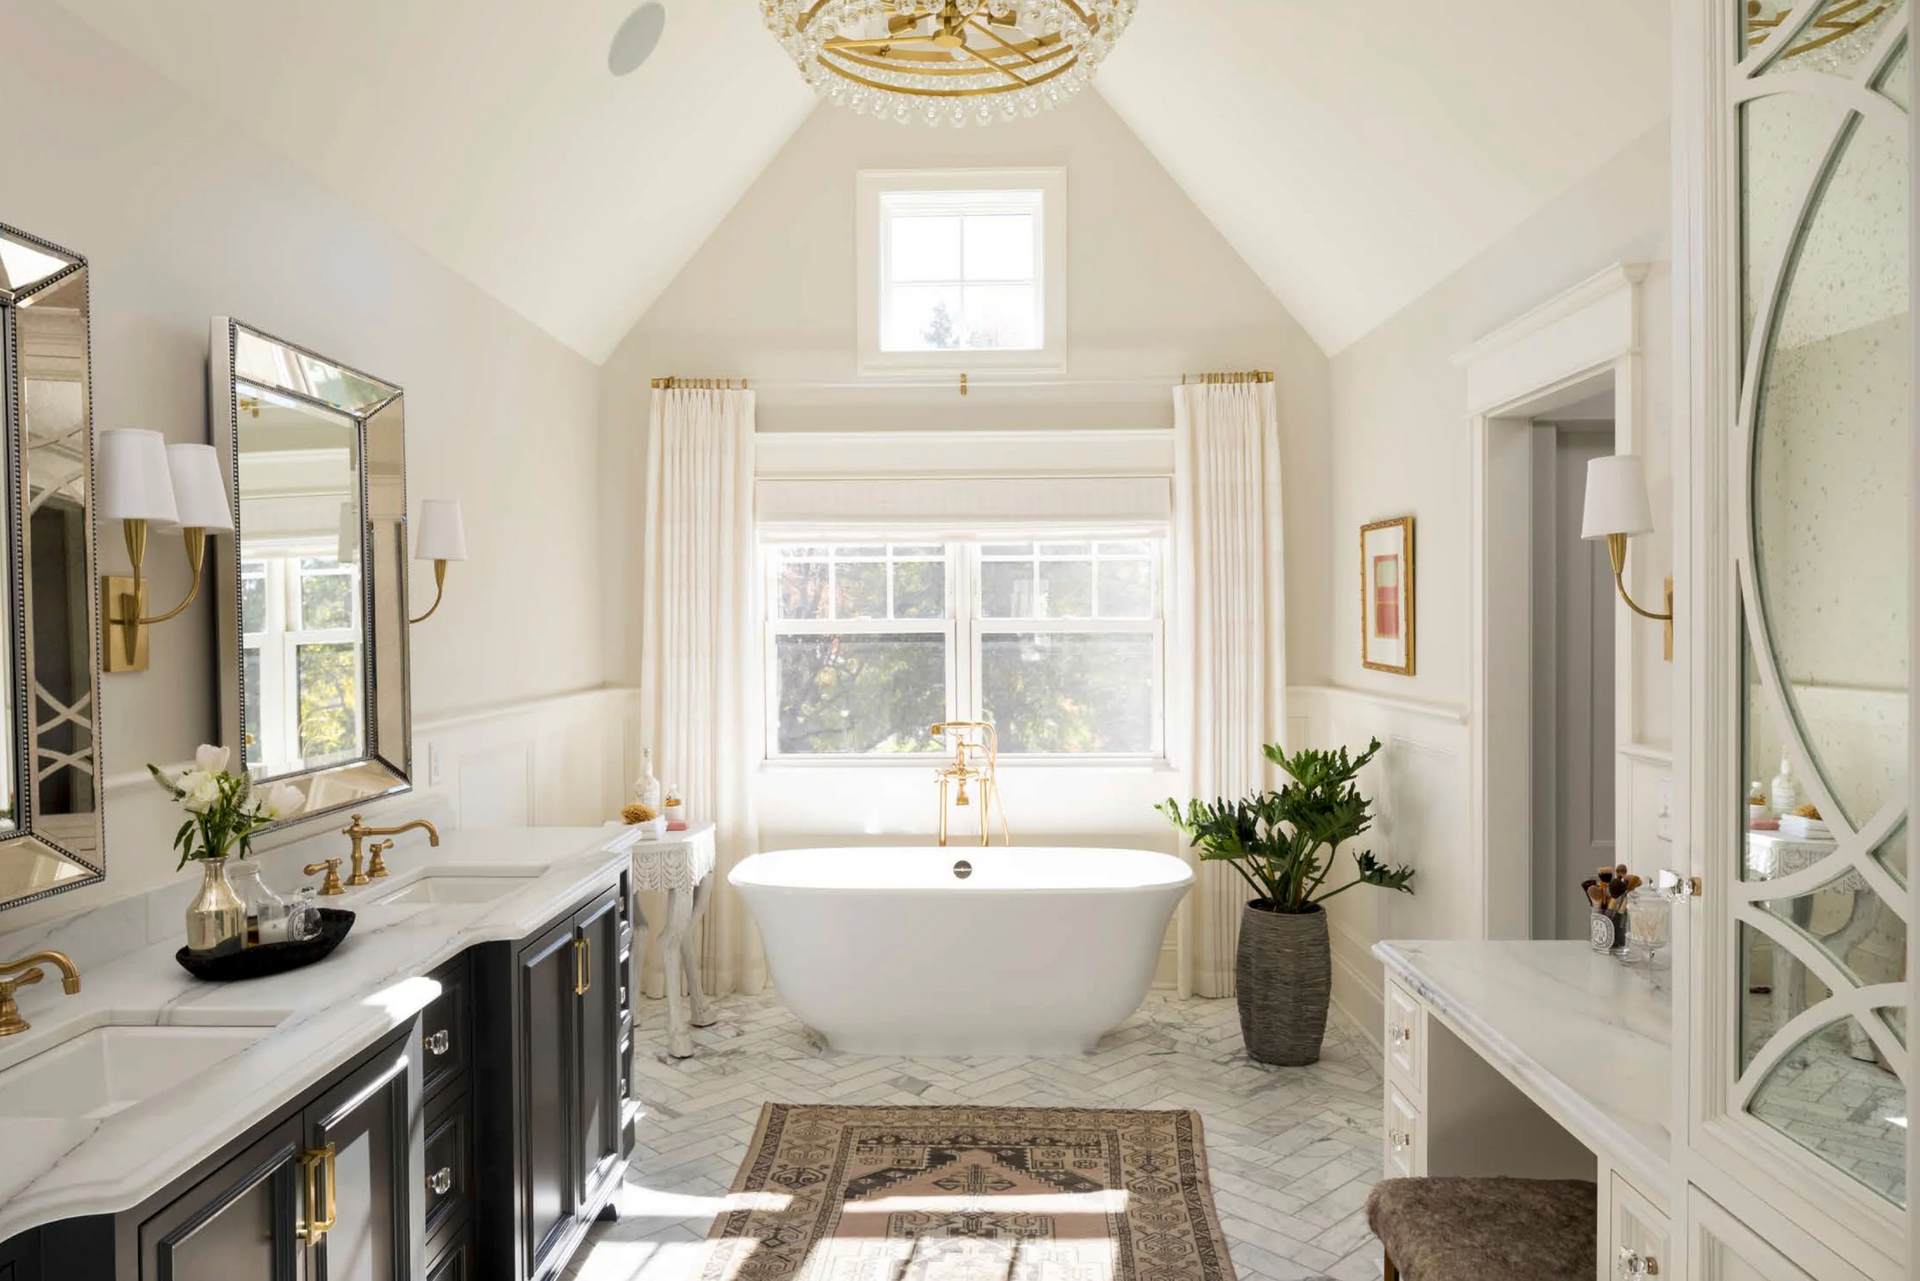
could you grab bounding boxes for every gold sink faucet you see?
[0,951,82,1037]
[342,813,440,885]
[930,721,1008,847]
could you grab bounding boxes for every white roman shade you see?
[756,475,1171,539]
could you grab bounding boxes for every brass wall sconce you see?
[97,429,234,673]
[1581,454,1673,662]
[408,498,468,624]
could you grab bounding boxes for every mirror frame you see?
[0,222,104,910]
[211,318,412,832]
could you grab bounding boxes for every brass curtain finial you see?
[650,376,750,391]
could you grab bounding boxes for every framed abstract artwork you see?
[1360,516,1415,675]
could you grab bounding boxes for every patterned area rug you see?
[702,1105,1239,1281]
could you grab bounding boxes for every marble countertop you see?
[0,825,642,1245]
[1373,939,1672,1198]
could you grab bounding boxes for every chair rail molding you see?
[1453,262,1658,939]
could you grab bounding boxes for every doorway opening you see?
[1529,391,1618,939]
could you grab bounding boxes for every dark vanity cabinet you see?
[474,873,635,1281]
[14,1021,419,1281]
[0,872,633,1281]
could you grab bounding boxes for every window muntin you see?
[766,538,1164,760]
[879,189,1042,354]
[241,545,364,773]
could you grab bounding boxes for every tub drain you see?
[952,859,973,879]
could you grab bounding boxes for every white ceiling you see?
[57,0,1671,362]
[53,0,815,362]
[1095,0,1672,352]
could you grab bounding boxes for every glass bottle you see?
[287,887,322,943]
[230,860,298,945]
[634,748,663,813]
[1768,752,1799,816]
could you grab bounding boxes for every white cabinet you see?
[1609,1173,1670,1281]
[1674,1,1913,1276]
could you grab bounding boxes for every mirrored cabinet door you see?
[1686,2,1912,1276]
[212,320,412,831]
[0,223,103,912]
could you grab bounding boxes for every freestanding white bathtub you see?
[731,846,1194,1056]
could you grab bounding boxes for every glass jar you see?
[230,860,299,945]
[1620,888,1672,967]
[287,886,322,943]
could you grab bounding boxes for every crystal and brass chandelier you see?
[761,1,1137,127]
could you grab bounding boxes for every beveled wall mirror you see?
[0,224,103,910]
[212,319,411,829]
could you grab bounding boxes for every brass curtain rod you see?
[650,376,751,390]
[1180,370,1274,385]
[650,370,1275,393]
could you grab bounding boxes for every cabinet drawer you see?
[1609,1172,1670,1280]
[421,957,470,1099]
[424,1092,473,1245]
[426,1229,474,1281]
[1384,979,1424,1100]
[1384,1085,1425,1179]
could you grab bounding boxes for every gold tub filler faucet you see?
[931,721,1009,847]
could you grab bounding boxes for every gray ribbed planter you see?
[1235,901,1331,1066]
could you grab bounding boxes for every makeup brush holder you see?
[1590,905,1629,954]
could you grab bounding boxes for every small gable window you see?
[858,169,1066,372]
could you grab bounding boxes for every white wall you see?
[1317,122,1677,1037]
[0,0,612,932]
[597,94,1331,976]
[599,92,1331,689]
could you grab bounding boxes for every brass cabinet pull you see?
[574,936,591,996]
[298,1144,338,1243]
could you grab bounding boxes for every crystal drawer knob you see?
[1389,1130,1411,1151]
[425,1029,451,1056]
[1388,1024,1412,1045]
[429,1167,453,1196]
[1618,1246,1658,1277]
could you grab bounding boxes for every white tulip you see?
[194,744,232,776]
[263,784,305,821]
[179,770,223,814]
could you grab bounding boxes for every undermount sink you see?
[0,1025,270,1121]
[372,874,537,907]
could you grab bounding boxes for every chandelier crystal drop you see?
[761,1,1136,126]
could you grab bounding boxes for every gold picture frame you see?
[1361,516,1415,676]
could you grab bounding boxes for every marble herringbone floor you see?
[566,991,1386,1281]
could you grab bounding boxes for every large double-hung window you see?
[766,537,1164,760]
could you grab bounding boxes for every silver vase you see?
[186,857,247,957]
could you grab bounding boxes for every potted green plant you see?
[1160,737,1414,1066]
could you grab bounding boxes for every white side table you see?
[628,822,718,1059]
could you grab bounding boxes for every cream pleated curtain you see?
[1172,379,1287,999]
[638,385,765,997]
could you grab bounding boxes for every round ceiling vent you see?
[608,3,666,76]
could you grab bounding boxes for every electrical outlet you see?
[428,741,443,787]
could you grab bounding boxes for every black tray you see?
[174,909,356,981]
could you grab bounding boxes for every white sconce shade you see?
[163,443,234,532]
[97,429,179,525]
[1581,454,1655,539]
[414,499,468,562]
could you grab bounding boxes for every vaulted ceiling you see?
[53,0,1671,361]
